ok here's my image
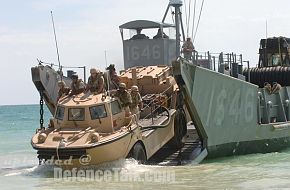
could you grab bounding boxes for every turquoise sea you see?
[1,105,290,190]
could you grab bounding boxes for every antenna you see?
[50,11,62,69]
[264,20,268,67]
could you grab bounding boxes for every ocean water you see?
[1,105,290,190]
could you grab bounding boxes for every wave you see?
[1,158,166,178]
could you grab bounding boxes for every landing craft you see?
[173,36,290,157]
[31,0,290,167]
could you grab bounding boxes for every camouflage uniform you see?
[104,64,120,90]
[110,71,120,88]
[114,83,132,117]
[70,79,85,95]
[182,39,194,60]
[130,90,142,119]
[115,89,132,108]
[57,86,70,101]
[87,74,104,94]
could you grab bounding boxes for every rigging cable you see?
[184,0,189,37]
[193,0,205,43]
[187,0,192,37]
[191,0,197,39]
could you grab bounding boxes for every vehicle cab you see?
[259,37,290,67]
[52,93,126,133]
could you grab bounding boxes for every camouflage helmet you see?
[58,81,65,86]
[119,83,126,89]
[131,85,139,92]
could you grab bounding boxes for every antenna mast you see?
[50,11,62,69]
[169,0,183,58]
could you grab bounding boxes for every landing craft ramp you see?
[148,124,205,165]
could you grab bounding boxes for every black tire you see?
[131,142,147,164]
[168,108,187,149]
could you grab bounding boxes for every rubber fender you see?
[243,66,290,87]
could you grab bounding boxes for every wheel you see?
[180,109,187,136]
[168,108,187,149]
[131,142,147,164]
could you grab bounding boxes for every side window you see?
[90,105,107,120]
[111,100,122,115]
[68,108,85,121]
[55,106,65,120]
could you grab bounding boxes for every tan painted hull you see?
[60,130,137,169]
[33,111,176,169]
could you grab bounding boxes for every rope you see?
[142,95,173,120]
[124,115,139,157]
[193,0,205,43]
[140,85,173,111]
[65,127,91,145]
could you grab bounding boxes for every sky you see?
[0,0,290,105]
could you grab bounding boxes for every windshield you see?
[55,106,65,120]
[90,105,107,120]
[68,108,85,121]
[125,28,175,40]
[111,100,122,115]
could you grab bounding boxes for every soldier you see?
[182,37,195,60]
[264,82,272,94]
[131,28,149,40]
[271,82,282,94]
[114,83,132,117]
[86,68,104,94]
[69,74,85,96]
[57,81,70,101]
[153,28,168,39]
[130,86,143,119]
[105,64,120,90]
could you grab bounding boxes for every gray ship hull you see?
[174,60,290,158]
